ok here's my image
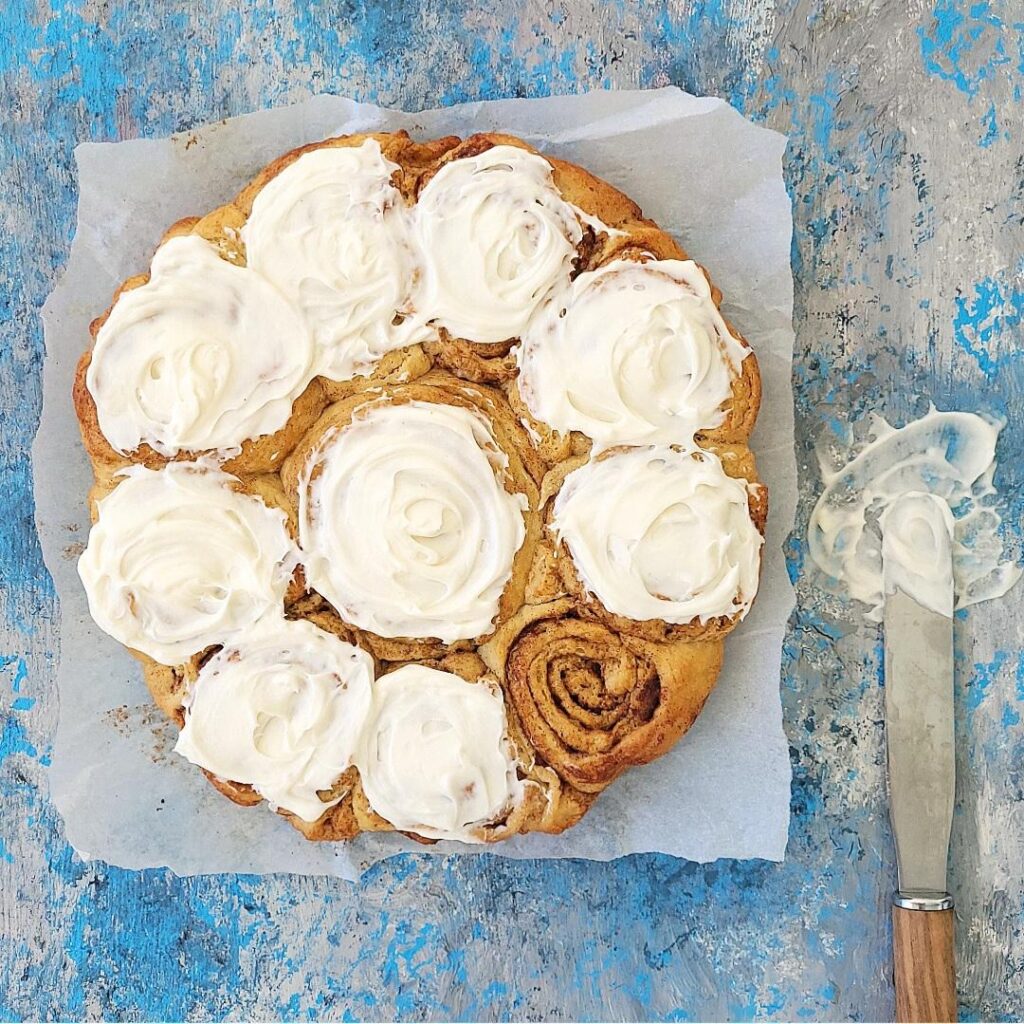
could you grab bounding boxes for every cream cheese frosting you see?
[241,140,433,382]
[517,258,749,450]
[808,408,1021,619]
[87,234,315,457]
[298,400,528,643]
[174,617,374,822]
[881,492,955,618]
[412,145,583,342]
[78,462,297,665]
[354,664,522,841]
[552,446,763,624]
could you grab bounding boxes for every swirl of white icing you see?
[412,145,583,342]
[87,235,314,457]
[354,664,521,841]
[241,140,433,382]
[881,492,955,617]
[552,446,763,623]
[517,258,749,450]
[78,463,297,665]
[174,617,375,822]
[299,401,527,643]
[808,408,1021,619]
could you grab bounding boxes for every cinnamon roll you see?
[282,372,541,660]
[241,138,434,382]
[413,142,582,344]
[481,599,722,792]
[517,257,755,449]
[175,617,374,822]
[84,234,317,462]
[352,663,523,841]
[550,445,766,640]
[78,462,297,665]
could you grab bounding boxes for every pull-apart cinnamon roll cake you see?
[74,130,764,844]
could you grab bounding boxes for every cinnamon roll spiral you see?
[481,600,723,792]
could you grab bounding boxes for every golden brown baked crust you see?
[74,128,765,844]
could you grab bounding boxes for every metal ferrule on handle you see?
[894,892,954,912]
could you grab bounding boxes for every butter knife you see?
[883,581,957,1023]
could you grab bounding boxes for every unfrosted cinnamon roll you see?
[480,599,722,792]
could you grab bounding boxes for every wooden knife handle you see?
[893,904,957,1022]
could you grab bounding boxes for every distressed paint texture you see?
[2,0,1023,1020]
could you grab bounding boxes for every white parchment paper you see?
[35,88,796,879]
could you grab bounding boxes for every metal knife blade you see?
[883,587,955,897]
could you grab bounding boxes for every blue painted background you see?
[2,1,1024,1020]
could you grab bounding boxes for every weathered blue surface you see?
[2,1,1023,1020]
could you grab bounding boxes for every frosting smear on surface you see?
[881,492,955,617]
[809,408,1021,619]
